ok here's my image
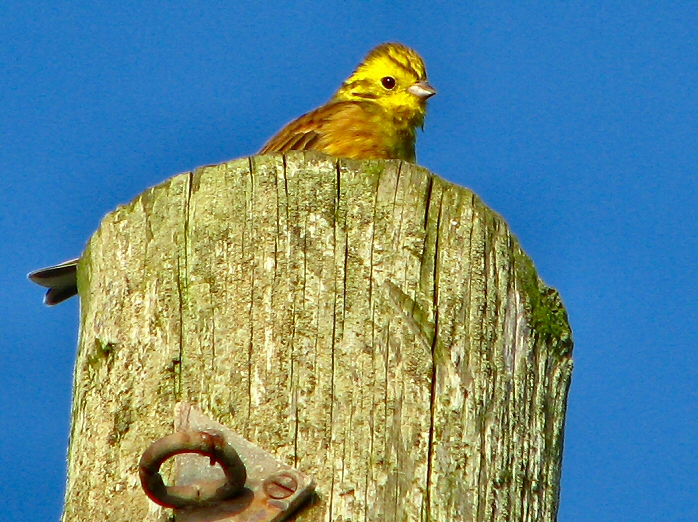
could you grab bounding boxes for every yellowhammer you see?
[29,42,435,305]
[260,42,435,161]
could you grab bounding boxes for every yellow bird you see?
[261,42,435,161]
[29,43,435,305]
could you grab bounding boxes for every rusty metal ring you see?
[139,430,247,508]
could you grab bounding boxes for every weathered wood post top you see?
[63,152,573,521]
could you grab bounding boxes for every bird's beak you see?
[407,81,436,99]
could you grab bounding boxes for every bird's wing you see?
[259,102,379,155]
[258,106,327,154]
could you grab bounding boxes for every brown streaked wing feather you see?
[310,102,402,160]
[284,130,321,151]
[259,101,396,159]
[259,105,331,154]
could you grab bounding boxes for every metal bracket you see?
[139,402,315,521]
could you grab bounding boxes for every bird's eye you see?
[381,76,396,90]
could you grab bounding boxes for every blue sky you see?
[1,2,695,520]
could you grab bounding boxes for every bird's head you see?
[334,42,436,128]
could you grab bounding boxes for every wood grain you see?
[63,153,573,522]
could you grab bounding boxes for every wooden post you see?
[62,152,573,521]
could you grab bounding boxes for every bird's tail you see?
[28,258,79,305]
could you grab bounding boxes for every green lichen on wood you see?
[513,248,573,357]
[76,247,91,327]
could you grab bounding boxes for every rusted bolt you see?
[263,472,299,499]
[139,430,247,508]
